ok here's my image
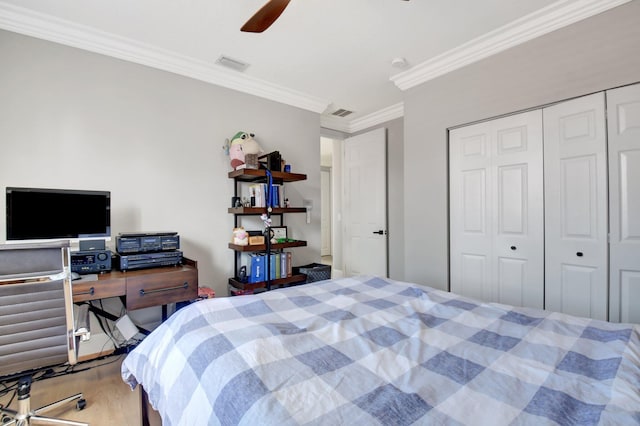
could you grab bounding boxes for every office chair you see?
[0,241,90,426]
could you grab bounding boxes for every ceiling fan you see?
[241,0,410,33]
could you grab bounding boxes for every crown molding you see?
[320,115,351,133]
[320,103,404,134]
[0,2,330,113]
[391,0,631,91]
[349,103,404,133]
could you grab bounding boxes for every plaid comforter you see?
[121,276,640,425]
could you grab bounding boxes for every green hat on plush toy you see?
[231,131,252,144]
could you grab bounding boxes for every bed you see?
[121,275,640,425]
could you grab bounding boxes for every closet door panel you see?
[620,271,640,324]
[543,92,607,320]
[608,83,640,323]
[460,254,489,301]
[492,111,544,308]
[619,151,640,240]
[497,257,526,306]
[497,165,526,234]
[561,156,598,236]
[450,110,543,309]
[560,264,604,319]
[450,124,493,302]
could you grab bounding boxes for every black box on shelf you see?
[258,151,282,171]
[293,263,331,283]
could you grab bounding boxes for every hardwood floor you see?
[0,355,161,425]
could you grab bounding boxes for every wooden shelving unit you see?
[228,169,308,293]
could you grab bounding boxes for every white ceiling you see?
[0,0,629,132]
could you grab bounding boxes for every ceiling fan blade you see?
[241,0,291,33]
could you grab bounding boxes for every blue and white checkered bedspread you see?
[121,276,640,425]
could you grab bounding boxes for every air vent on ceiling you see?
[216,55,250,72]
[331,108,353,117]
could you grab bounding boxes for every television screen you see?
[6,187,111,241]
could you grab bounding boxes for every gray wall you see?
[403,1,640,290]
[0,30,322,298]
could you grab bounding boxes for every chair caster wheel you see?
[76,398,87,411]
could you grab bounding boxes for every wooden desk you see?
[72,258,198,312]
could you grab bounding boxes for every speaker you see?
[79,239,105,251]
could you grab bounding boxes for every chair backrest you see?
[0,241,77,379]
[0,241,67,280]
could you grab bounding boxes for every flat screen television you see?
[6,187,111,241]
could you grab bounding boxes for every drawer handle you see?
[139,282,188,296]
[75,287,95,296]
[510,246,517,251]
[577,252,583,257]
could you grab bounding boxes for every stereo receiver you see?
[71,249,112,274]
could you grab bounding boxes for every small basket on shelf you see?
[293,263,331,283]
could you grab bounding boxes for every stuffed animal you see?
[231,227,248,246]
[223,132,263,170]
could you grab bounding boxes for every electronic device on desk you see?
[6,187,110,241]
[6,187,113,275]
[116,232,180,254]
[71,249,112,274]
[113,250,183,271]
[71,239,112,274]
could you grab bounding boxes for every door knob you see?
[373,230,385,235]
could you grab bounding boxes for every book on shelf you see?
[271,184,282,208]
[274,253,281,279]
[249,183,282,208]
[248,251,294,283]
[269,253,277,280]
[280,253,287,278]
[249,253,265,283]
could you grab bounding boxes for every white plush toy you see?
[223,132,263,170]
[232,227,248,246]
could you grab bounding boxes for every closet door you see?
[608,83,640,323]
[450,110,544,308]
[450,119,494,302]
[543,93,608,320]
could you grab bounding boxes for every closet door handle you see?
[576,252,583,257]
[510,246,517,251]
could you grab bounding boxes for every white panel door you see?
[492,112,544,308]
[321,168,332,257]
[343,128,387,277]
[608,83,640,323]
[450,121,494,302]
[450,110,544,308]
[544,93,608,320]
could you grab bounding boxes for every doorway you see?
[321,128,388,278]
[320,137,334,268]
